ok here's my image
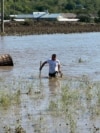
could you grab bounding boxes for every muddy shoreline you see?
[1,21,100,35]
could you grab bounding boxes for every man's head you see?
[52,54,56,60]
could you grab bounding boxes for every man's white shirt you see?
[47,59,60,73]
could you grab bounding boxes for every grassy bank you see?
[0,21,100,36]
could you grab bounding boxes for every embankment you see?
[1,21,100,35]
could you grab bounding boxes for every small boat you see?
[0,54,14,66]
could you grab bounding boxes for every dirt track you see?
[1,21,100,35]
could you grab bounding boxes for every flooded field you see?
[0,32,100,133]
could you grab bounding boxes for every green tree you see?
[98,10,100,18]
[1,0,100,16]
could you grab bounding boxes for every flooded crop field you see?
[0,33,100,133]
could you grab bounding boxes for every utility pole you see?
[1,0,4,33]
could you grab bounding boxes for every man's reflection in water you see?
[48,78,61,94]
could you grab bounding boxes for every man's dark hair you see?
[52,54,56,57]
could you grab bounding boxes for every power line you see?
[1,0,4,33]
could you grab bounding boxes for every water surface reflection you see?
[0,33,100,81]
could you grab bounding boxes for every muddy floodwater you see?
[0,33,100,133]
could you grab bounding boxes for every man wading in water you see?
[39,54,62,78]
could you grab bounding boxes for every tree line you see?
[0,0,100,22]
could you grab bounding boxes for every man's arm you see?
[58,64,62,73]
[39,61,47,71]
[58,63,63,77]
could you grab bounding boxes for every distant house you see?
[58,13,79,22]
[40,13,60,21]
[9,12,78,22]
[33,11,48,19]
[10,11,60,21]
[10,14,33,21]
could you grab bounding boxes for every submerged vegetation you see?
[48,77,100,133]
[0,90,20,109]
[0,76,100,133]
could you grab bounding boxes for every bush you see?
[78,14,91,22]
[94,17,100,23]
[94,10,100,23]
[22,20,33,26]
[98,10,100,18]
